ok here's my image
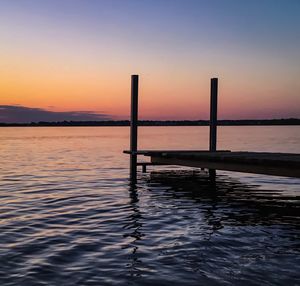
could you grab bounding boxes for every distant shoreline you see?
[0,119,299,127]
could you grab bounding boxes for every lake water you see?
[0,126,299,285]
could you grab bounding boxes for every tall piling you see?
[130,75,139,182]
[209,78,218,179]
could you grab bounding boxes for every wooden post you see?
[142,164,147,173]
[130,75,139,181]
[210,78,218,152]
[209,78,218,179]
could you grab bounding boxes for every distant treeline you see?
[0,118,299,127]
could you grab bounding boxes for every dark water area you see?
[0,127,299,285]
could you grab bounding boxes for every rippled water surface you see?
[0,126,299,285]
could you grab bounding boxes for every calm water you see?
[0,126,299,285]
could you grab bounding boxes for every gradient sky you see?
[0,0,300,122]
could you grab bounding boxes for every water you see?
[0,126,299,285]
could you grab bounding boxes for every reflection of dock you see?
[124,75,300,180]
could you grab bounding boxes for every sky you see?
[0,0,300,122]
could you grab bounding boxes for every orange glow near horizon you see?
[1,57,299,120]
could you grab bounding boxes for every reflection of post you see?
[130,75,139,182]
[125,183,143,277]
[209,78,218,179]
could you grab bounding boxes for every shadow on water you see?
[124,170,300,285]
[142,170,300,226]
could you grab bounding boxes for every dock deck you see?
[123,150,300,178]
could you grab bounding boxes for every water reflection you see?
[143,170,300,227]
[122,170,300,284]
[124,182,144,278]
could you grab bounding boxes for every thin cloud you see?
[0,105,111,123]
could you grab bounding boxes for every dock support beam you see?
[130,75,139,182]
[209,78,218,179]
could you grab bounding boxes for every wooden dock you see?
[123,150,300,178]
[124,75,300,180]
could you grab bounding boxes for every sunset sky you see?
[0,0,300,122]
